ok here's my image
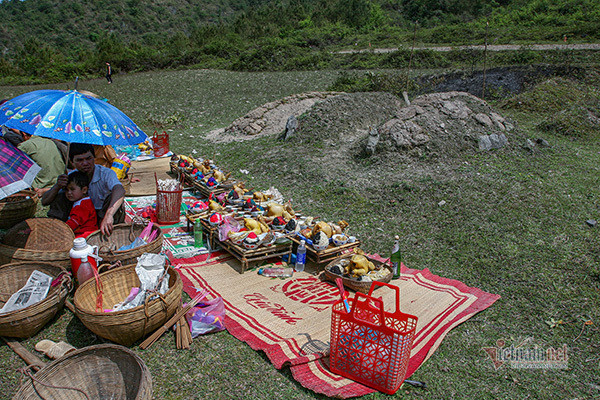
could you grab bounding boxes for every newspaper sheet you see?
[0,270,52,314]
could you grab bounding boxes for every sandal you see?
[35,339,76,360]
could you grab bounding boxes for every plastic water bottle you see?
[295,240,306,272]
[76,256,95,285]
[194,218,204,248]
[258,267,294,278]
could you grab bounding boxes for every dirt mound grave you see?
[209,90,514,164]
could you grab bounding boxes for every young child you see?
[65,171,99,238]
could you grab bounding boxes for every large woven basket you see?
[73,263,182,346]
[0,190,38,230]
[321,254,392,294]
[0,218,74,268]
[86,223,163,266]
[0,262,70,338]
[13,343,152,400]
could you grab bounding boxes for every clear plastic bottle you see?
[194,218,204,248]
[76,256,96,285]
[390,235,401,279]
[258,267,294,278]
[295,240,307,272]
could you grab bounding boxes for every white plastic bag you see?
[112,253,169,311]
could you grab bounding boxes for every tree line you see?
[0,0,598,84]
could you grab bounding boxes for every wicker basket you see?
[0,219,74,268]
[13,343,152,400]
[0,190,38,230]
[85,223,163,266]
[73,264,182,346]
[321,254,393,294]
[0,262,70,338]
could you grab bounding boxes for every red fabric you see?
[66,197,98,238]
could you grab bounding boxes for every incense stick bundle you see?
[176,316,182,349]
[176,315,192,349]
[140,290,206,350]
[184,316,192,347]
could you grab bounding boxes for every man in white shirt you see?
[42,143,125,235]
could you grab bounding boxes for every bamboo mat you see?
[127,157,174,196]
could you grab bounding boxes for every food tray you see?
[290,236,361,267]
[321,254,392,293]
[170,159,237,198]
[219,238,292,274]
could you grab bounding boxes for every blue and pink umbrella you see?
[0,89,147,146]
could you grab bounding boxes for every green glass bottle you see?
[390,235,401,279]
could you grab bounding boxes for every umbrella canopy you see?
[0,137,41,200]
[0,90,147,146]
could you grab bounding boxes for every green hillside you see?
[1,0,599,84]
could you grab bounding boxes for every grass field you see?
[1,69,599,399]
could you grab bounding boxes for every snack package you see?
[186,297,226,337]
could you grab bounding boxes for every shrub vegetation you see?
[0,0,599,84]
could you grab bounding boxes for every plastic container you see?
[76,256,95,285]
[257,267,294,278]
[329,281,418,394]
[194,218,204,248]
[69,237,99,277]
[110,157,130,179]
[295,240,306,272]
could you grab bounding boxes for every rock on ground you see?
[377,91,513,157]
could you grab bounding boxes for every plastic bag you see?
[112,253,168,311]
[218,215,241,242]
[186,297,226,337]
[117,237,147,251]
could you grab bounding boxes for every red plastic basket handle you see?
[367,281,401,315]
[350,291,386,328]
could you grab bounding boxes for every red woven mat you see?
[174,254,499,398]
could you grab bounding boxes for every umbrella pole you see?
[66,142,70,173]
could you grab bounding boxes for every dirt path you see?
[337,43,600,54]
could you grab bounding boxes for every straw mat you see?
[175,254,500,398]
[128,157,174,196]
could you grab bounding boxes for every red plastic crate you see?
[329,281,418,394]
